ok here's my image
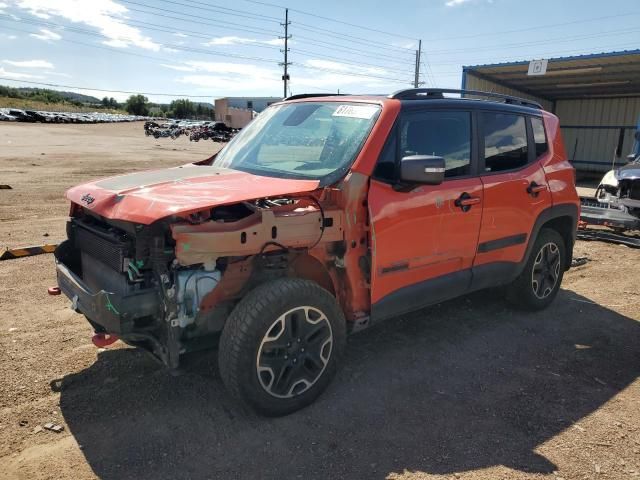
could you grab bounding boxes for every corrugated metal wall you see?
[555,97,640,172]
[463,72,640,173]
[463,73,554,111]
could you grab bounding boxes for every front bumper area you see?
[580,197,640,231]
[54,241,159,335]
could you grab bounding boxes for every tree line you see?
[0,85,213,119]
[123,95,215,120]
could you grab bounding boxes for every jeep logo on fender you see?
[80,193,95,206]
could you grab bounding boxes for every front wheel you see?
[506,228,566,311]
[218,278,346,416]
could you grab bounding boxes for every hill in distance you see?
[14,87,102,104]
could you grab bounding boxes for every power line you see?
[2,22,411,87]
[121,5,280,38]
[425,41,640,67]
[238,0,418,41]
[118,15,413,74]
[119,0,282,36]
[294,23,416,55]
[153,0,282,23]
[292,65,409,84]
[413,40,422,88]
[426,27,640,55]
[294,34,414,62]
[0,15,279,63]
[0,77,215,98]
[123,0,415,58]
[112,16,281,50]
[280,8,291,98]
[429,12,640,42]
[115,1,416,70]
[292,48,414,75]
[2,13,415,78]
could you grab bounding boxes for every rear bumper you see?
[54,241,159,334]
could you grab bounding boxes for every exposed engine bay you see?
[55,194,351,368]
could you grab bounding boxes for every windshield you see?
[214,102,381,182]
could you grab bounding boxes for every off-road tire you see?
[506,228,566,311]
[218,278,346,416]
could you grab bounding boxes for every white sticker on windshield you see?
[332,105,378,119]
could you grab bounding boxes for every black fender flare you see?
[518,203,579,276]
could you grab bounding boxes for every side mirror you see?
[399,155,445,185]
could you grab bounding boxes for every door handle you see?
[455,192,481,212]
[527,181,548,197]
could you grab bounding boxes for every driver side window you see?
[374,110,472,181]
[402,111,471,178]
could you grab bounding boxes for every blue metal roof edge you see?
[462,49,640,70]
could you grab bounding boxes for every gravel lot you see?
[0,122,639,480]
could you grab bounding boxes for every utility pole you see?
[279,8,291,98]
[413,39,422,88]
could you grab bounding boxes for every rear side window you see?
[401,111,471,178]
[531,117,548,158]
[482,112,528,172]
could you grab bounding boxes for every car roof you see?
[282,89,545,113]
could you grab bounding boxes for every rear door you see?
[368,108,483,318]
[474,111,552,271]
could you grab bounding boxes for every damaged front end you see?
[581,162,640,231]
[55,196,345,368]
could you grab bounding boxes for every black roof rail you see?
[283,93,345,101]
[388,88,543,109]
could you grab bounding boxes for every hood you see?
[66,165,321,224]
[617,162,640,181]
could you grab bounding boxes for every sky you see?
[0,0,638,103]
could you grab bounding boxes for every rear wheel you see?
[218,278,346,416]
[506,228,566,311]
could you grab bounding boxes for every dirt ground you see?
[0,122,639,480]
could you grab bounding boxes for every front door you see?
[368,109,483,320]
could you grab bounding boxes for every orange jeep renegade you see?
[55,89,579,416]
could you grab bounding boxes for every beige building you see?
[215,96,281,129]
[462,50,640,173]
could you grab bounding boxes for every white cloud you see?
[174,62,282,93]
[0,2,9,7]
[392,41,416,50]
[14,0,160,50]
[173,32,187,38]
[102,38,128,48]
[204,36,252,46]
[0,66,44,79]
[170,60,398,95]
[29,28,61,41]
[444,0,492,6]
[203,35,283,47]
[160,63,196,72]
[184,61,273,74]
[304,59,388,77]
[1,34,17,40]
[262,38,284,46]
[3,59,54,68]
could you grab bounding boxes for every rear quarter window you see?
[482,112,528,173]
[531,116,549,158]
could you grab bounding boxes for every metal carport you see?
[462,50,640,173]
